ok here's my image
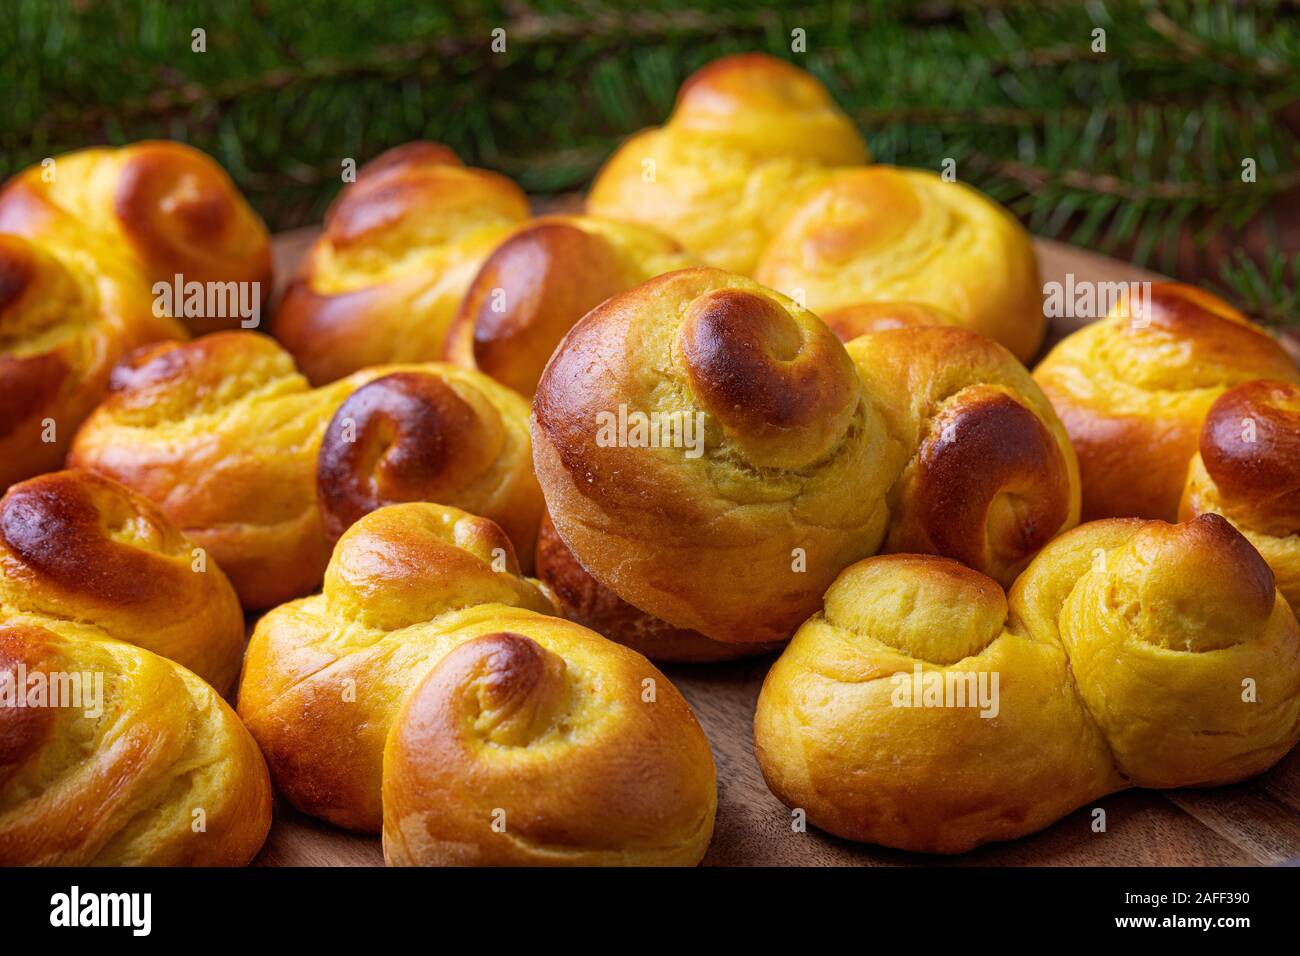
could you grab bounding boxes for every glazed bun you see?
[69,332,540,609]
[753,167,1044,362]
[587,53,868,274]
[535,512,781,662]
[444,215,696,397]
[532,269,1078,645]
[1034,282,1299,520]
[0,141,272,335]
[1181,380,1300,608]
[275,142,530,384]
[756,514,1300,853]
[238,502,716,866]
[0,234,184,490]
[0,470,269,865]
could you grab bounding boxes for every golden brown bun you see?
[275,142,530,384]
[532,269,1078,644]
[1034,282,1299,521]
[535,511,781,662]
[239,502,716,865]
[0,471,268,865]
[754,167,1044,362]
[444,215,696,397]
[821,300,957,340]
[1181,380,1300,609]
[756,514,1300,853]
[0,141,271,336]
[69,332,540,609]
[587,53,868,274]
[847,326,1080,587]
[0,233,185,490]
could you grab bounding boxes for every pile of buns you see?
[2,54,1297,867]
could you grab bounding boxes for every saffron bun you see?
[0,141,272,336]
[821,300,957,341]
[0,471,268,866]
[532,268,1078,645]
[238,502,717,866]
[535,512,781,662]
[755,513,1300,854]
[444,215,696,397]
[586,53,868,274]
[753,167,1044,362]
[1034,282,1300,521]
[275,142,530,384]
[0,233,184,490]
[68,332,540,610]
[1181,380,1300,609]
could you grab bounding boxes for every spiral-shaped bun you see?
[534,271,1078,644]
[0,141,271,335]
[848,327,1080,586]
[1181,380,1300,608]
[756,513,1300,853]
[444,215,696,397]
[587,54,868,274]
[753,167,1044,361]
[239,502,716,865]
[0,470,268,865]
[69,331,540,609]
[534,512,780,662]
[275,142,530,384]
[534,268,889,644]
[1034,282,1299,521]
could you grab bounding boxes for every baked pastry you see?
[753,167,1044,362]
[0,233,184,490]
[587,53,868,274]
[238,502,717,866]
[1181,380,1300,609]
[275,142,530,384]
[0,470,269,865]
[535,512,781,662]
[1034,282,1299,521]
[69,332,540,609]
[755,513,1300,853]
[532,268,1078,645]
[0,140,272,336]
[820,300,956,341]
[444,215,696,397]
[0,140,268,490]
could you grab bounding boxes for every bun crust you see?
[275,142,530,384]
[0,141,271,335]
[756,514,1300,853]
[1034,282,1299,520]
[534,512,781,662]
[238,503,716,865]
[587,54,867,274]
[821,300,956,340]
[1181,379,1300,608]
[69,332,540,609]
[754,167,1044,361]
[533,271,1078,644]
[445,215,696,397]
[0,471,268,865]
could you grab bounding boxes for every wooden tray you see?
[252,227,1300,866]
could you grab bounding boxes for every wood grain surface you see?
[252,224,1300,867]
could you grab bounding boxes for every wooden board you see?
[252,226,1300,867]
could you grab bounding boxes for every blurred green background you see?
[4,0,1299,322]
